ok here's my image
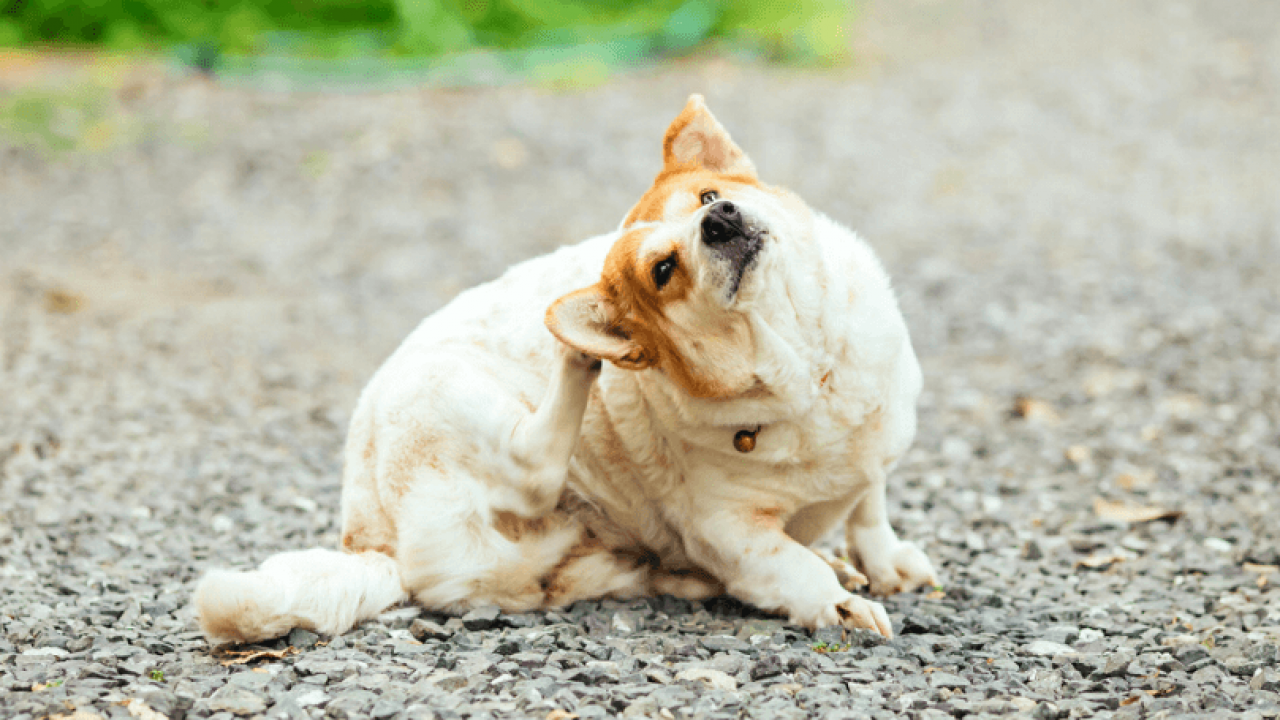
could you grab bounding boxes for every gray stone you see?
[675,667,737,691]
[461,606,502,631]
[928,672,971,689]
[1025,640,1076,657]
[700,635,750,654]
[207,685,268,716]
[1252,669,1280,693]
[1225,656,1262,677]
[1094,652,1136,678]
[408,618,451,642]
[751,654,786,681]
[736,619,786,641]
[324,691,377,719]
[287,628,321,650]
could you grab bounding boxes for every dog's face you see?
[547,95,815,399]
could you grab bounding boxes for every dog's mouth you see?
[701,201,767,300]
[722,231,764,298]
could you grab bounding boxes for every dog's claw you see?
[834,596,893,639]
[832,557,870,591]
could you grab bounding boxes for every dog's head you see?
[546,95,816,399]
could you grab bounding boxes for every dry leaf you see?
[1259,575,1269,589]
[926,589,946,600]
[1120,695,1141,707]
[1093,498,1182,524]
[1243,563,1279,575]
[45,288,86,314]
[49,712,106,720]
[216,646,298,666]
[1012,397,1059,423]
[1075,553,1127,570]
[546,711,579,720]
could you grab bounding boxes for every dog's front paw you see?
[791,593,893,639]
[863,541,938,597]
[558,343,603,373]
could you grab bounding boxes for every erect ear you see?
[545,286,655,370]
[662,94,757,177]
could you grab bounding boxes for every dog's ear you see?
[546,287,654,370]
[662,94,756,177]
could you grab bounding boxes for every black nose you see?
[701,201,743,245]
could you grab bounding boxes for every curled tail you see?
[194,548,407,645]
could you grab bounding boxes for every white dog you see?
[196,95,938,645]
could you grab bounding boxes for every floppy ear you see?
[662,94,757,177]
[545,287,654,370]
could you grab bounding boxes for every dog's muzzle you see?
[702,201,763,297]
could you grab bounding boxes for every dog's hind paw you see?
[864,541,939,597]
[813,547,869,591]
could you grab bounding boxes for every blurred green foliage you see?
[0,83,116,152]
[0,0,851,65]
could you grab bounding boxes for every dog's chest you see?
[752,397,880,494]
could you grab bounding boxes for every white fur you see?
[194,549,406,645]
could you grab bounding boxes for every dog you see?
[195,95,938,645]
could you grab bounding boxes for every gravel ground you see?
[3,1,1280,718]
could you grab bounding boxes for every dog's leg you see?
[845,466,939,597]
[681,504,894,638]
[494,345,601,518]
[785,497,870,591]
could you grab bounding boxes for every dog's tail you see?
[194,548,407,645]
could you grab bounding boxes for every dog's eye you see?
[700,190,719,206]
[652,254,677,290]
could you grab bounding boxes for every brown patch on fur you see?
[749,506,785,530]
[819,371,832,387]
[341,531,396,558]
[650,565,724,599]
[540,532,606,603]
[493,511,551,542]
[623,170,761,227]
[381,426,446,501]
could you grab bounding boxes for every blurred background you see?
[0,0,850,85]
